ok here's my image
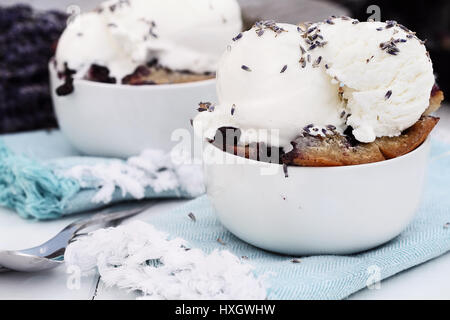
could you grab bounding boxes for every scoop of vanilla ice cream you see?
[56,12,138,80]
[194,18,435,148]
[317,19,435,142]
[100,0,243,74]
[195,23,345,149]
[56,0,242,80]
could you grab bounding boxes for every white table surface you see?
[0,107,449,300]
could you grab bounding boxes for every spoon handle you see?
[18,202,153,260]
[68,202,154,234]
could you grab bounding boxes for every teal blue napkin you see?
[0,130,204,220]
[146,139,450,299]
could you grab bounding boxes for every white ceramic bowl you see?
[49,63,216,158]
[203,139,431,255]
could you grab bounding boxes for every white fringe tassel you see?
[65,220,267,300]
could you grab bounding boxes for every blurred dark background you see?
[0,0,448,134]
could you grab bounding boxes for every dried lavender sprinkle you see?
[385,90,393,100]
[232,33,243,41]
[313,56,322,67]
[387,48,399,55]
[308,43,317,51]
[197,102,212,112]
[299,57,306,68]
[399,24,410,32]
[307,26,317,34]
[188,212,196,222]
[300,45,306,55]
[283,164,289,178]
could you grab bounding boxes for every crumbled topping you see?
[198,102,215,112]
[380,38,403,55]
[254,20,287,37]
[385,20,397,29]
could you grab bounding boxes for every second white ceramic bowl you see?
[203,140,431,255]
[50,64,216,158]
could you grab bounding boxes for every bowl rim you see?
[205,137,431,171]
[48,60,216,91]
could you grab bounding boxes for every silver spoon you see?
[0,202,152,273]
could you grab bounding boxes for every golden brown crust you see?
[374,116,439,159]
[282,133,386,167]
[213,116,440,167]
[213,116,439,167]
[283,116,439,167]
[121,65,214,85]
[425,89,445,115]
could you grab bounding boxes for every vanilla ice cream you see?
[194,18,435,148]
[319,19,435,143]
[56,0,242,81]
